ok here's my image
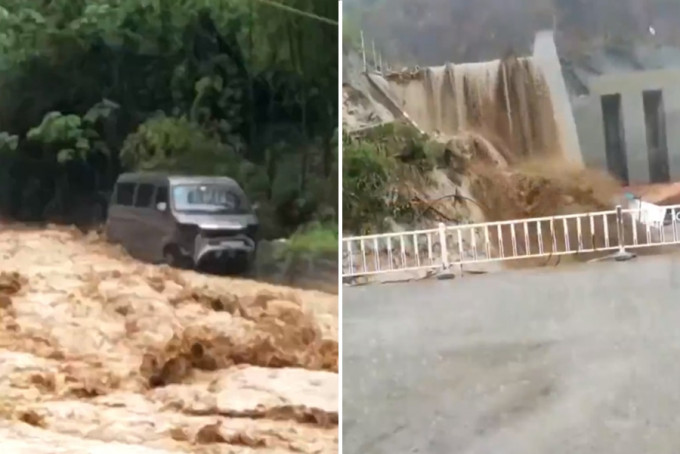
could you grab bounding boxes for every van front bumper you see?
[193,233,256,265]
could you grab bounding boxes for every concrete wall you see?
[573,95,609,169]
[532,31,583,165]
[571,69,680,184]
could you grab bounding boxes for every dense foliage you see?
[0,0,338,241]
[343,123,443,234]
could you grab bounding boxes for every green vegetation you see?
[342,122,444,234]
[0,0,337,245]
[280,221,338,260]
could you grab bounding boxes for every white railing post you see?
[616,205,625,254]
[360,30,367,73]
[372,41,377,72]
[438,222,449,270]
[613,204,636,261]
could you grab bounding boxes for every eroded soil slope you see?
[0,225,338,453]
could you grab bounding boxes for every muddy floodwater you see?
[0,225,338,453]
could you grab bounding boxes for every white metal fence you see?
[342,204,680,278]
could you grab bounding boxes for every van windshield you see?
[171,184,250,214]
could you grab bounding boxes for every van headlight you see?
[246,224,259,239]
[198,223,243,230]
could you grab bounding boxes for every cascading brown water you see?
[384,56,562,164]
[380,57,651,267]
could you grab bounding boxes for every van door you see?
[107,182,137,245]
[131,183,157,262]
[147,184,172,263]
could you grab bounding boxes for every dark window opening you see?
[115,183,135,206]
[135,183,155,207]
[643,89,670,183]
[601,94,629,184]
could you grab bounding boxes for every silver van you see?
[105,173,259,273]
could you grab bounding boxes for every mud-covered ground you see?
[0,224,338,453]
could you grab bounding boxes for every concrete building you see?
[574,71,680,185]
[535,31,680,185]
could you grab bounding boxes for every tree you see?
[0,0,338,237]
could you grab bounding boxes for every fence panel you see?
[443,210,625,266]
[621,204,680,249]
[342,204,680,278]
[342,227,442,277]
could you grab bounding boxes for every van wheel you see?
[229,253,255,276]
[230,259,249,275]
[164,245,191,269]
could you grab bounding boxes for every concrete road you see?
[343,255,680,453]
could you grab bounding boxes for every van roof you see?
[116,172,240,187]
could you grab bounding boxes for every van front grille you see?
[200,228,247,239]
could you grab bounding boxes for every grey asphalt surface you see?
[343,254,680,454]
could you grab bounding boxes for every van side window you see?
[135,183,155,207]
[115,183,135,206]
[155,186,168,204]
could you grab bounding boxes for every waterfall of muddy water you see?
[376,58,654,271]
[385,57,562,164]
